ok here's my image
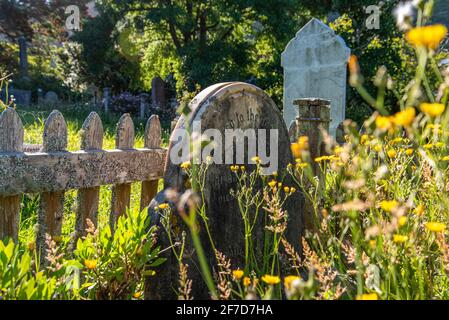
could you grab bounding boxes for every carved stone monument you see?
[281,18,350,137]
[145,82,304,299]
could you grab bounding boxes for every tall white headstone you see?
[282,18,350,136]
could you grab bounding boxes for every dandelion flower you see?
[375,116,393,131]
[180,161,191,169]
[84,259,98,269]
[251,156,261,163]
[420,103,445,117]
[387,149,397,158]
[232,269,244,280]
[356,293,378,300]
[158,203,169,210]
[393,107,415,127]
[243,277,251,287]
[398,216,407,227]
[284,275,301,290]
[406,24,448,50]
[393,234,408,243]
[405,148,414,156]
[261,275,280,285]
[268,180,277,188]
[284,186,290,193]
[425,222,446,232]
[380,200,399,212]
[414,204,424,216]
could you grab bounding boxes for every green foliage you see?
[0,240,55,299]
[74,207,163,299]
[0,206,163,300]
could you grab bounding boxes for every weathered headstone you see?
[151,77,167,109]
[44,91,59,105]
[18,36,29,78]
[145,82,304,299]
[281,18,350,137]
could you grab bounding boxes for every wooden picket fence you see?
[0,107,167,246]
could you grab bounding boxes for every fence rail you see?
[0,107,167,245]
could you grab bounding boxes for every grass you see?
[14,103,170,248]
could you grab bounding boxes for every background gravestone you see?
[44,91,59,105]
[151,77,167,109]
[281,18,350,137]
[145,82,304,299]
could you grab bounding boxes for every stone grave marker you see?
[281,18,350,137]
[44,91,59,105]
[145,82,304,299]
[151,77,167,109]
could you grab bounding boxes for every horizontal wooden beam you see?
[0,148,167,196]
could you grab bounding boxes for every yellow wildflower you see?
[387,149,397,158]
[284,186,290,193]
[268,180,277,188]
[284,275,301,290]
[420,103,445,117]
[230,165,238,172]
[232,269,244,280]
[251,156,261,163]
[27,241,36,251]
[406,24,448,50]
[414,204,424,216]
[369,239,377,249]
[290,187,297,193]
[442,156,449,161]
[290,136,309,159]
[405,148,414,156]
[296,162,308,170]
[356,293,378,300]
[423,143,434,150]
[425,222,446,233]
[240,166,245,171]
[180,161,191,169]
[393,234,408,243]
[380,200,399,212]
[261,275,280,285]
[374,144,383,152]
[243,277,251,287]
[375,116,393,131]
[334,146,343,154]
[157,203,169,210]
[398,216,407,227]
[84,259,98,269]
[133,291,143,299]
[393,107,415,127]
[361,134,369,145]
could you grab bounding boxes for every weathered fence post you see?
[75,112,103,236]
[0,108,23,241]
[140,115,161,211]
[292,98,330,231]
[292,98,331,164]
[110,114,135,228]
[37,110,67,248]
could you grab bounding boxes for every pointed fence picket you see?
[0,107,166,242]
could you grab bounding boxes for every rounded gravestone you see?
[145,82,304,299]
[44,91,59,105]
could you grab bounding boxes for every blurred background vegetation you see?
[1,0,447,124]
